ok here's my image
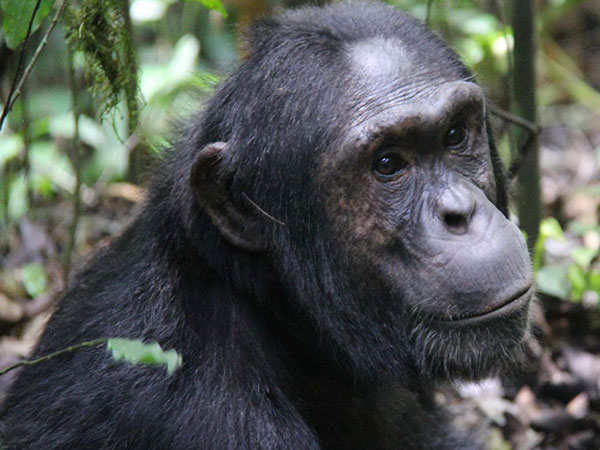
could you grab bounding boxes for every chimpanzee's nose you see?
[437,184,476,235]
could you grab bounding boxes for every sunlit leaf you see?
[8,174,27,220]
[589,271,600,294]
[32,175,53,199]
[461,14,498,35]
[21,263,47,298]
[106,338,182,375]
[540,217,565,241]
[49,114,106,149]
[0,134,23,165]
[30,141,75,192]
[532,218,565,272]
[185,0,227,17]
[130,0,171,22]
[572,247,598,270]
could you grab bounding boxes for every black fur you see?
[0,3,531,449]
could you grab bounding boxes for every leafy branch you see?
[0,338,182,377]
[0,0,67,131]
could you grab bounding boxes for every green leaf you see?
[589,270,600,294]
[30,141,75,192]
[532,218,565,272]
[572,246,598,269]
[536,264,570,300]
[8,174,28,220]
[106,338,182,375]
[1,0,56,49]
[185,0,227,17]
[540,217,565,241]
[460,14,499,36]
[567,264,586,302]
[21,262,47,297]
[0,134,23,166]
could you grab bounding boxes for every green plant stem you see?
[0,0,68,131]
[117,0,139,132]
[115,0,142,181]
[0,0,42,131]
[63,43,82,285]
[511,0,541,249]
[0,338,107,377]
[425,0,434,26]
[21,83,33,206]
[492,0,517,161]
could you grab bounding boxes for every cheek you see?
[323,172,413,254]
[321,179,421,302]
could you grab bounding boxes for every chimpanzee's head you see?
[189,2,534,382]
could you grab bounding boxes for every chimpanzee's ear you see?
[190,142,265,252]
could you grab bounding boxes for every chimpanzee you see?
[0,2,534,449]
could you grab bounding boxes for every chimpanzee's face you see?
[191,33,535,382]
[313,38,534,379]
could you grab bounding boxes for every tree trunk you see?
[511,0,541,249]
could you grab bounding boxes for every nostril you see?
[443,212,469,232]
[437,183,477,234]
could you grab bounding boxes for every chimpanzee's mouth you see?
[439,284,534,325]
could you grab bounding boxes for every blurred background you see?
[0,0,599,448]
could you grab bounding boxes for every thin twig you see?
[242,193,286,226]
[489,104,539,135]
[0,0,42,130]
[22,83,33,206]
[491,0,518,163]
[0,0,68,131]
[63,43,82,285]
[488,104,540,179]
[507,132,537,179]
[0,338,107,377]
[425,0,434,26]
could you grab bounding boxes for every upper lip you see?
[438,283,534,325]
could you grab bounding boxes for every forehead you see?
[348,37,416,81]
[346,35,464,86]
[341,37,468,141]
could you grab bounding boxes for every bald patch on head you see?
[343,37,444,128]
[348,37,414,81]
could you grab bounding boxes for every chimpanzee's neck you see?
[147,181,475,450]
[258,310,458,450]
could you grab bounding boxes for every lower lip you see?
[437,284,534,326]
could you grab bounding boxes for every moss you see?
[64,0,140,131]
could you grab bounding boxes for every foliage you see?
[20,262,48,298]
[0,0,598,306]
[0,337,182,378]
[106,338,183,375]
[194,0,227,17]
[387,0,513,88]
[63,0,140,128]
[534,218,600,304]
[0,0,56,49]
[0,0,223,224]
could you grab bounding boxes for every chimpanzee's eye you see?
[374,153,407,177]
[444,122,468,149]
